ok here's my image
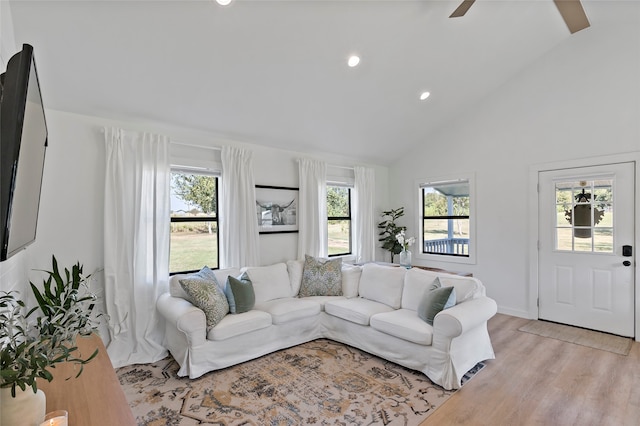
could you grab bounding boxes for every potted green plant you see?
[0,256,100,426]
[377,207,407,263]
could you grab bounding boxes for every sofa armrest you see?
[433,296,497,338]
[157,293,207,347]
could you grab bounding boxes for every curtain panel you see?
[297,158,327,259]
[103,127,170,367]
[220,146,260,268]
[354,166,376,263]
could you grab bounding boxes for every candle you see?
[40,410,68,426]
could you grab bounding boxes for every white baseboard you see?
[497,306,535,319]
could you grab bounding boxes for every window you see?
[327,186,352,256]
[554,179,613,253]
[421,179,471,258]
[170,171,219,274]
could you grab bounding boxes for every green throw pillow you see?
[299,255,342,297]
[224,272,255,314]
[417,285,456,326]
[180,276,229,331]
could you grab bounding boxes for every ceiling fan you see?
[450,0,591,34]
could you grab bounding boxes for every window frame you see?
[415,174,476,265]
[169,168,220,275]
[327,185,353,258]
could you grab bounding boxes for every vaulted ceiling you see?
[8,1,632,165]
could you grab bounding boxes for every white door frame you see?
[528,152,640,340]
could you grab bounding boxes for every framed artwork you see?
[255,185,299,234]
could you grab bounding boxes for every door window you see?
[554,178,613,253]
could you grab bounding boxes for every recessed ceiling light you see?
[216,0,233,5]
[347,55,360,68]
[419,91,431,101]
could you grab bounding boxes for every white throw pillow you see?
[341,264,362,298]
[438,276,485,303]
[358,263,406,309]
[243,263,292,304]
[401,267,438,311]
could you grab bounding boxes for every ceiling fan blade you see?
[553,0,590,34]
[449,0,476,18]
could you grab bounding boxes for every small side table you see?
[37,334,135,426]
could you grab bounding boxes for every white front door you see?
[538,162,635,337]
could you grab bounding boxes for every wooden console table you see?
[359,262,472,277]
[37,334,135,426]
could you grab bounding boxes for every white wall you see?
[0,0,16,70]
[388,20,640,317]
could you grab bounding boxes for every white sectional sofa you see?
[156,261,497,390]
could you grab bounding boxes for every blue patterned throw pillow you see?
[180,275,229,331]
[299,255,343,297]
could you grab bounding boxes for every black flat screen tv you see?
[0,44,48,262]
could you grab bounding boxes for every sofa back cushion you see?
[243,263,292,304]
[358,263,406,309]
[286,259,304,296]
[341,264,362,298]
[401,267,485,310]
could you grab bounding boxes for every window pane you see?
[594,228,613,252]
[423,189,448,215]
[327,187,350,217]
[328,219,350,255]
[170,221,218,272]
[574,234,593,252]
[171,173,217,217]
[556,227,573,251]
[423,219,469,255]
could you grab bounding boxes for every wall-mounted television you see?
[0,44,48,262]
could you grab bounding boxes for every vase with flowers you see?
[396,230,416,269]
[0,256,100,426]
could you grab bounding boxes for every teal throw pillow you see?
[225,272,255,314]
[180,276,229,331]
[417,285,456,326]
[299,255,342,297]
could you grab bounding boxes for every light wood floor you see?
[422,314,640,425]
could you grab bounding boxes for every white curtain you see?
[103,127,170,367]
[354,166,376,263]
[220,146,260,268]
[297,158,327,259]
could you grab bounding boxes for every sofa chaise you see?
[156,260,497,390]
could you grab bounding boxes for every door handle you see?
[623,260,631,267]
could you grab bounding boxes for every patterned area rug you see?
[117,339,484,426]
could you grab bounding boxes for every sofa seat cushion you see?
[207,310,272,341]
[299,295,346,311]
[254,298,321,324]
[370,309,434,346]
[325,298,394,326]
